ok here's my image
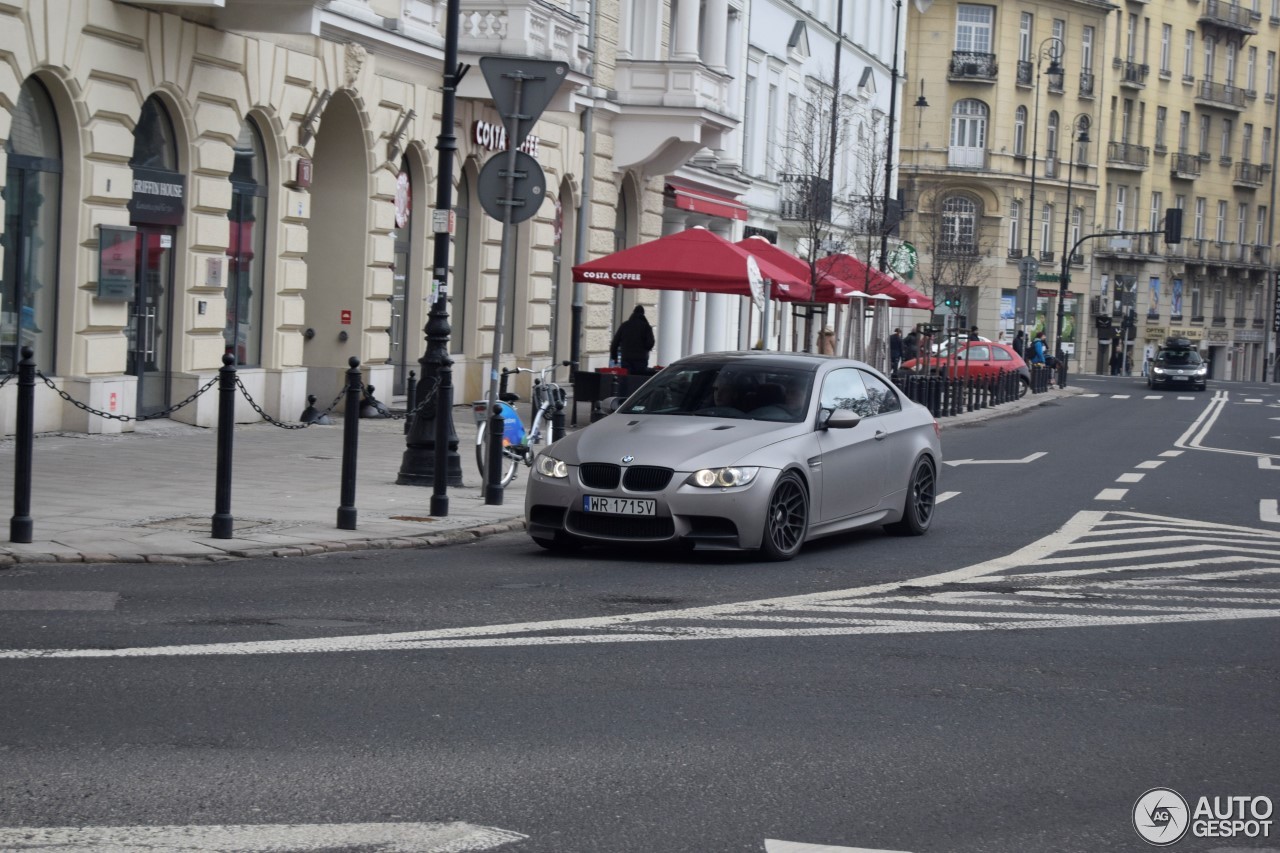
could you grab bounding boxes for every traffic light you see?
[943,291,959,308]
[1164,208,1183,244]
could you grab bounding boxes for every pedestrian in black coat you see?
[611,305,655,374]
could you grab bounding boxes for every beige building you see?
[0,0,741,436]
[900,0,1277,379]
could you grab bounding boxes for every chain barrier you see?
[0,371,15,390]
[36,371,219,422]
[378,375,440,421]
[236,380,347,430]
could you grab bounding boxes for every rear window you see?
[1158,349,1202,366]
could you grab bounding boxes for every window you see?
[1014,106,1027,155]
[742,72,757,173]
[1263,128,1273,166]
[2,77,62,374]
[1216,200,1228,242]
[955,5,993,54]
[1041,204,1053,255]
[1150,191,1163,231]
[1199,114,1212,156]
[226,118,268,367]
[1221,119,1233,160]
[766,82,779,179]
[1127,14,1138,62]
[1226,42,1237,85]
[859,370,901,415]
[1257,206,1268,245]
[1247,46,1258,92]
[1178,111,1191,151]
[1160,25,1172,74]
[1009,200,1022,254]
[1019,13,1033,63]
[1046,111,1060,162]
[1052,20,1065,61]
[1212,286,1224,321]
[1191,282,1203,319]
[1155,106,1168,149]
[941,195,978,251]
[1194,197,1206,239]
[1183,31,1195,79]
[1242,123,1253,162]
[819,368,869,416]
[1082,26,1095,72]
[1114,185,1127,230]
[949,99,988,168]
[1203,36,1216,82]
[1070,208,1082,253]
[1121,100,1134,143]
[1267,52,1276,97]
[1237,203,1249,245]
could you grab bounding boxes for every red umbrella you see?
[572,228,807,298]
[815,253,934,310]
[734,237,867,303]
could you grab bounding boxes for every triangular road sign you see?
[479,56,569,149]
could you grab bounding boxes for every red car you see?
[900,341,1031,395]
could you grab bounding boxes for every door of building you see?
[127,226,174,417]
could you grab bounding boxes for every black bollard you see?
[300,394,332,425]
[360,384,389,418]
[337,357,362,530]
[9,346,35,543]
[430,357,453,517]
[404,370,417,435]
[484,403,505,505]
[551,389,566,444]
[211,353,237,539]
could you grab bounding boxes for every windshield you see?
[1158,349,1202,366]
[618,362,814,422]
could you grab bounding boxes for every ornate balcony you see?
[1196,79,1247,110]
[1107,141,1150,170]
[937,240,981,257]
[1171,152,1203,179]
[1234,161,1265,187]
[778,174,832,222]
[1079,71,1095,98]
[949,52,998,82]
[456,0,594,74]
[611,60,737,173]
[1199,0,1259,34]
[1117,60,1150,88]
[1016,61,1033,86]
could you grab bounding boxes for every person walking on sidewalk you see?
[610,305,655,374]
[889,328,903,371]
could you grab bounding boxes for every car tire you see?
[1017,376,1030,398]
[885,456,936,537]
[759,471,808,562]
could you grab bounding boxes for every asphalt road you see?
[1,373,1278,853]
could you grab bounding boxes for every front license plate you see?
[584,495,656,516]
[1172,375,1187,381]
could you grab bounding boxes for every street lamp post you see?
[1023,37,1064,351]
[879,0,903,276]
[1056,115,1091,364]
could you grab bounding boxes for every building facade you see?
[899,0,1278,379]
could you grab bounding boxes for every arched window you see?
[226,118,267,367]
[941,195,978,253]
[1014,106,1027,156]
[2,77,62,373]
[949,100,988,168]
[132,97,178,170]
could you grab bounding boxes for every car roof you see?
[668,350,869,372]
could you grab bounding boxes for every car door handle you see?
[874,430,887,441]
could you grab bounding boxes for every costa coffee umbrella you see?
[734,237,867,303]
[573,227,806,298]
[816,253,935,311]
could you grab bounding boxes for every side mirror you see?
[600,396,625,414]
[819,408,861,430]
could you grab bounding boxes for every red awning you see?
[816,253,935,310]
[666,184,748,221]
[734,237,867,303]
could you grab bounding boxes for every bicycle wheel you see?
[475,419,519,487]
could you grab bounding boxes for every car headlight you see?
[534,454,568,479]
[688,466,760,488]
[1153,367,1166,374]
[1195,366,1208,375]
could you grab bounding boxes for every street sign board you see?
[476,150,546,224]
[479,57,569,150]
[1017,255,1040,288]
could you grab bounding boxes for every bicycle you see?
[473,361,573,486]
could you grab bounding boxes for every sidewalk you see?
[0,387,1082,565]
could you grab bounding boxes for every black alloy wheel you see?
[760,472,808,561]
[885,456,936,536]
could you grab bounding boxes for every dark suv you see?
[1148,338,1207,391]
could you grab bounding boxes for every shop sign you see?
[1235,330,1263,342]
[96,225,136,302]
[1145,327,1167,339]
[1205,330,1230,342]
[340,309,352,325]
[472,120,540,157]
[128,166,186,227]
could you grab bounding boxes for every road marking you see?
[1145,395,1162,400]
[1111,395,1131,399]
[0,591,119,611]
[1245,398,1263,403]
[1116,473,1145,483]
[936,491,960,504]
[0,822,527,852]
[1260,458,1280,470]
[1095,489,1128,501]
[765,841,911,853]
[3,512,1277,659]
[1263,500,1280,524]
[1177,396,1196,400]
[943,451,1046,467]
[1135,460,1165,469]
[1079,393,1100,397]
[1159,450,1184,457]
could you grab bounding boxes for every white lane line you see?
[1263,500,1280,524]
[1116,473,1145,483]
[1111,395,1131,399]
[1177,396,1196,400]
[944,452,1046,467]
[1058,533,1280,549]
[1245,398,1264,403]
[1159,450,1184,457]
[1007,558,1280,581]
[1096,489,1128,501]
[0,822,528,852]
[765,840,911,853]
[1145,395,1163,400]
[1079,393,1100,397]
[936,491,960,504]
[1135,460,1165,469]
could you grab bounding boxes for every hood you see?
[553,414,811,470]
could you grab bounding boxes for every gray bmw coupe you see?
[525,352,942,560]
